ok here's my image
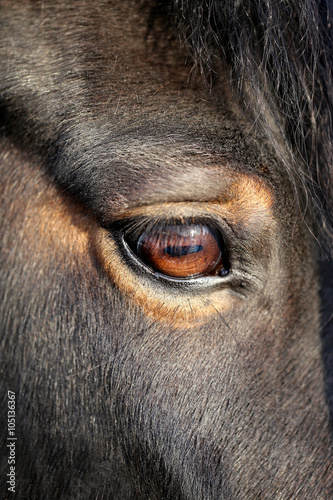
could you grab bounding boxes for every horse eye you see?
[135,223,228,279]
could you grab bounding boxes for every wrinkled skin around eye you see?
[136,223,226,278]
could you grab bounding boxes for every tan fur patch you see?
[13,176,93,267]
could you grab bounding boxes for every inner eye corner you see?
[122,217,230,281]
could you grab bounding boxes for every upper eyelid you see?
[102,173,274,225]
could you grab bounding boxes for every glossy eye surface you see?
[135,223,227,278]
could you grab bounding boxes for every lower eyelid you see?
[96,226,241,327]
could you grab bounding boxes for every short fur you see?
[1,1,333,499]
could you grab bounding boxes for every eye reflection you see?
[136,223,227,278]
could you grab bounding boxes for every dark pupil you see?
[164,245,203,257]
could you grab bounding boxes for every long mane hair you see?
[169,0,333,251]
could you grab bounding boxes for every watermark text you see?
[7,391,16,493]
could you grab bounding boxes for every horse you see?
[1,1,333,498]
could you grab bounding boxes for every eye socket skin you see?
[135,223,227,278]
[97,176,275,325]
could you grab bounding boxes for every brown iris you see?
[136,223,225,278]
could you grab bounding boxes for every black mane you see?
[170,0,333,248]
